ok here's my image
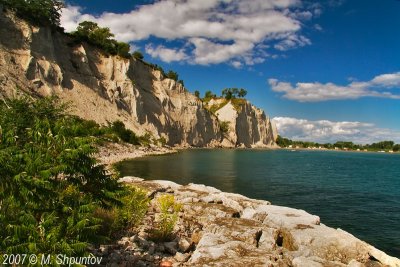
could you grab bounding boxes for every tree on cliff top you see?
[0,0,63,27]
[72,21,131,58]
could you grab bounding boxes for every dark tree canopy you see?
[72,21,131,58]
[0,0,64,27]
[132,51,144,60]
[194,90,200,98]
[166,70,179,81]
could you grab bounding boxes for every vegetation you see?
[276,135,400,152]
[71,21,131,58]
[150,195,182,241]
[209,99,228,114]
[0,96,124,258]
[0,0,63,27]
[132,51,144,60]
[194,90,200,98]
[220,121,230,134]
[221,88,247,100]
[109,120,140,145]
[204,90,216,99]
[166,70,179,81]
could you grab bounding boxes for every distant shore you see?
[281,146,400,154]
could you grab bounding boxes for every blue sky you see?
[61,0,400,144]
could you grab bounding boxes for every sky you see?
[60,0,400,144]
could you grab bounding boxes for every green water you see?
[116,149,400,257]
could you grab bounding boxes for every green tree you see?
[0,97,123,257]
[132,51,144,60]
[72,21,131,58]
[238,88,247,98]
[204,90,215,99]
[1,0,64,27]
[166,70,179,81]
[194,90,200,98]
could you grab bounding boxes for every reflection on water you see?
[116,149,400,257]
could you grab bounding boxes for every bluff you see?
[0,9,277,148]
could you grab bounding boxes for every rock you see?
[178,238,191,253]
[174,252,189,262]
[292,256,324,267]
[164,241,178,255]
[159,260,173,267]
[190,229,203,244]
[135,260,147,267]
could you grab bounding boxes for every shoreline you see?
[96,177,400,266]
[95,142,178,167]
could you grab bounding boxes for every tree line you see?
[276,135,400,152]
[194,88,248,100]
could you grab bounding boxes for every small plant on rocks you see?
[150,195,182,241]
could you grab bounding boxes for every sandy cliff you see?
[0,9,276,148]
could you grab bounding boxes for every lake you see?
[116,149,400,257]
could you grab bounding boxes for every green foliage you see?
[204,90,216,99]
[0,96,123,256]
[1,0,63,27]
[95,186,149,238]
[108,120,140,145]
[238,88,247,98]
[139,132,153,147]
[220,121,230,134]
[132,51,144,60]
[150,195,182,241]
[221,88,247,100]
[276,135,400,152]
[166,70,179,81]
[156,137,167,147]
[209,99,228,114]
[194,90,200,98]
[231,98,246,112]
[72,21,131,58]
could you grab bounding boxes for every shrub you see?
[150,195,182,241]
[220,121,230,134]
[139,132,153,147]
[72,21,131,58]
[0,96,123,257]
[132,51,144,60]
[166,70,179,81]
[95,186,149,238]
[108,120,140,145]
[0,0,64,27]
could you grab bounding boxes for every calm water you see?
[116,149,400,257]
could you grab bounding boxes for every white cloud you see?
[273,117,400,144]
[145,45,188,63]
[269,72,400,102]
[60,0,314,65]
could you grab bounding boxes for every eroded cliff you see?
[0,9,276,147]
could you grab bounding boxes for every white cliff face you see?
[215,100,278,148]
[0,9,275,148]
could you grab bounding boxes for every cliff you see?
[0,9,277,148]
[97,177,400,267]
[207,98,278,148]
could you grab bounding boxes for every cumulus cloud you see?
[145,45,188,63]
[269,72,400,102]
[273,117,400,144]
[60,0,315,65]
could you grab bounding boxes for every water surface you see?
[116,149,400,257]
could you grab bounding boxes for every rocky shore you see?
[95,142,177,167]
[92,176,400,267]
